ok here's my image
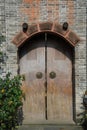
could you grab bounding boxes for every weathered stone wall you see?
[0,0,6,77]
[0,0,87,123]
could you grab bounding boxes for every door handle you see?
[36,72,43,79]
[49,71,56,79]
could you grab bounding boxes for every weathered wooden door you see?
[47,34,73,123]
[19,33,73,124]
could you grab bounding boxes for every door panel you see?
[47,36,73,123]
[19,39,45,123]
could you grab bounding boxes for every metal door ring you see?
[36,72,43,79]
[49,71,56,79]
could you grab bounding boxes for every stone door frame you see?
[12,22,80,47]
[12,22,81,123]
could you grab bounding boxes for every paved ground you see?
[18,125,84,130]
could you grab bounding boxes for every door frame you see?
[12,22,80,47]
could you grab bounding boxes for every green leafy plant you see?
[0,73,24,130]
[0,52,3,56]
[0,35,6,42]
[78,110,87,126]
[0,51,4,63]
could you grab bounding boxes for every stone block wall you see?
[0,0,87,123]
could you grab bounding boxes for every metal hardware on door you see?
[49,71,56,79]
[36,72,43,79]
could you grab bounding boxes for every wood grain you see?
[19,33,74,124]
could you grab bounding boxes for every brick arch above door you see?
[12,22,80,47]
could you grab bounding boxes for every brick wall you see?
[0,0,87,123]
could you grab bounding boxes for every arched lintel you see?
[12,22,80,47]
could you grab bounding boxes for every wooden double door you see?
[19,33,74,124]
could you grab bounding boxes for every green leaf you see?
[0,73,24,129]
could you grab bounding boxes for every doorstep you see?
[17,124,84,130]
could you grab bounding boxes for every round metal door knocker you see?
[49,71,56,79]
[36,72,43,79]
